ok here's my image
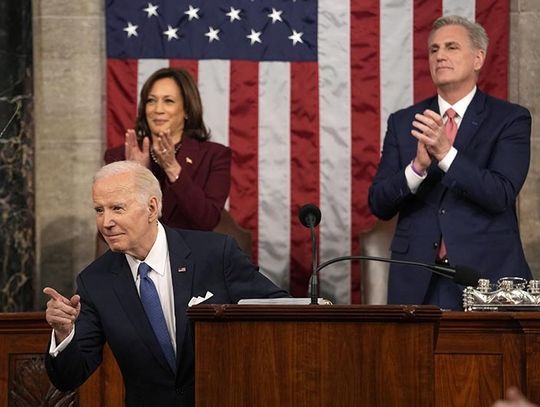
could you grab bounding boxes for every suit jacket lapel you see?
[110,253,174,374]
[453,90,487,151]
[426,90,487,205]
[164,226,195,372]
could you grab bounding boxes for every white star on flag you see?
[226,6,241,22]
[205,27,220,43]
[268,8,283,24]
[185,5,200,21]
[163,25,179,41]
[288,29,303,45]
[123,22,138,38]
[143,3,158,18]
[247,29,262,45]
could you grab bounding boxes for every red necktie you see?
[437,108,458,261]
[445,108,458,145]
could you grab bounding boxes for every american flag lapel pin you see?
[186,157,193,164]
[177,266,187,273]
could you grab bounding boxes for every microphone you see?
[298,203,481,304]
[299,204,322,229]
[298,204,322,304]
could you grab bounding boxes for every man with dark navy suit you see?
[43,160,288,406]
[368,15,531,310]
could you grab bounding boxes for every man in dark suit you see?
[43,160,288,406]
[368,15,531,310]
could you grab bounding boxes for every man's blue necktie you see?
[138,262,176,372]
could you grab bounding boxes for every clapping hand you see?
[125,129,151,168]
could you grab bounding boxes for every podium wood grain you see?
[188,304,441,407]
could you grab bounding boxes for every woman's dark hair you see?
[135,67,210,142]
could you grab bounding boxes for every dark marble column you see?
[0,0,34,311]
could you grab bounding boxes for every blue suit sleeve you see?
[443,106,531,214]
[221,236,290,302]
[368,112,414,220]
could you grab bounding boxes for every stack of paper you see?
[238,298,332,305]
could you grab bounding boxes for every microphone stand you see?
[308,218,318,305]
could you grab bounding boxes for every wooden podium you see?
[3,308,540,406]
[187,304,442,407]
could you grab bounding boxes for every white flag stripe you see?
[137,59,169,106]
[198,61,232,210]
[318,0,352,304]
[380,0,414,149]
[443,0,475,21]
[368,1,414,303]
[258,62,292,288]
[198,60,231,148]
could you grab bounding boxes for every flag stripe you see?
[106,59,138,148]
[476,0,508,100]
[258,62,291,288]
[318,0,352,303]
[170,59,198,82]
[198,61,230,148]
[229,61,260,261]
[380,1,414,146]
[289,61,320,297]
[350,0,380,303]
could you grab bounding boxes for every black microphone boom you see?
[298,203,481,305]
[316,255,480,287]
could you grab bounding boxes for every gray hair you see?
[93,161,163,217]
[430,15,489,53]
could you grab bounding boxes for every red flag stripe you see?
[169,60,199,82]
[350,0,380,303]
[289,62,320,297]
[476,0,509,100]
[106,59,138,149]
[228,61,260,262]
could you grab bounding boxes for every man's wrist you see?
[411,160,427,177]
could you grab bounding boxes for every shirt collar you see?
[126,222,169,277]
[438,86,476,119]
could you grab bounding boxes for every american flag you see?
[105,0,509,304]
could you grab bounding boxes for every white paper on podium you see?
[238,298,332,305]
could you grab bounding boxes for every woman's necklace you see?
[150,142,182,164]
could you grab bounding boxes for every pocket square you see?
[188,291,214,307]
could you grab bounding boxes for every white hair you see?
[93,161,163,216]
[430,15,489,53]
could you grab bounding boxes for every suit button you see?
[433,242,439,248]
[440,208,446,215]
[176,388,184,395]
